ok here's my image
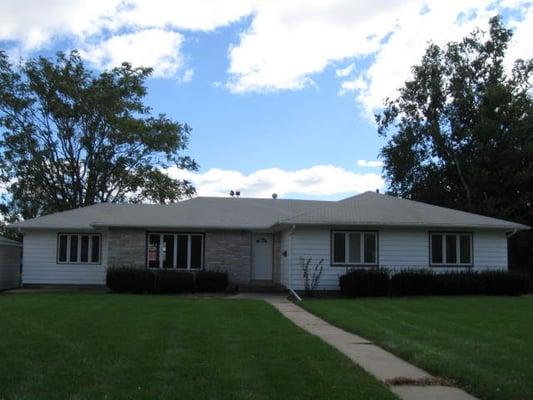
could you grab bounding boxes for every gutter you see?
[287,224,302,301]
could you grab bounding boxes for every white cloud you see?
[505,2,533,73]
[1,1,531,114]
[225,0,532,115]
[166,164,384,198]
[336,63,355,78]
[349,0,504,117]
[0,0,121,50]
[339,76,367,95]
[357,160,384,168]
[181,68,195,83]
[0,0,253,76]
[110,0,254,32]
[81,29,184,77]
[226,0,403,93]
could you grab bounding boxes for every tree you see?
[0,51,197,226]
[376,16,533,273]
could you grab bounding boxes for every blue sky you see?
[1,0,531,200]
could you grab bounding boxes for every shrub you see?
[390,270,434,296]
[106,267,155,293]
[301,257,324,295]
[435,271,485,295]
[339,269,530,297]
[390,270,530,296]
[339,269,390,297]
[154,270,196,294]
[482,271,530,296]
[195,271,229,292]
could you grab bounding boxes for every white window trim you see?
[58,233,101,265]
[331,231,378,266]
[147,233,204,270]
[430,232,473,266]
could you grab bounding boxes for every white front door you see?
[252,234,273,280]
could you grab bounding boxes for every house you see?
[8,191,528,290]
[0,236,22,291]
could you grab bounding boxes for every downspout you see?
[506,229,518,239]
[287,224,302,301]
[505,229,519,272]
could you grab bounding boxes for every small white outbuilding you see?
[0,236,22,291]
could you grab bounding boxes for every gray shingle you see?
[281,191,528,230]
[8,192,528,231]
[9,197,331,230]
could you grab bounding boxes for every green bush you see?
[195,271,229,292]
[339,269,390,297]
[435,271,485,295]
[154,270,196,294]
[339,269,530,297]
[482,271,531,295]
[390,270,434,296]
[390,270,529,296]
[106,267,155,293]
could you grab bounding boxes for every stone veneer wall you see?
[204,230,252,284]
[107,229,146,269]
[107,229,277,285]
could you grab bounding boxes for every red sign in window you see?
[148,246,157,262]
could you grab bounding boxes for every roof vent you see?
[272,193,278,199]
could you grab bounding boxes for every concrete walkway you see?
[261,295,478,400]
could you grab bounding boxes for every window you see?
[331,231,378,265]
[147,233,203,270]
[430,233,472,266]
[80,235,89,262]
[58,233,101,264]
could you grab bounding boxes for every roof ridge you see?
[29,202,106,217]
[194,196,332,202]
[277,194,356,223]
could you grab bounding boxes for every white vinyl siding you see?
[473,231,508,268]
[379,229,428,268]
[280,227,509,291]
[22,230,107,285]
[279,230,291,287]
[0,244,21,290]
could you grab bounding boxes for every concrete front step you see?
[239,280,286,293]
[239,285,286,293]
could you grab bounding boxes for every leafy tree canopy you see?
[0,50,197,231]
[376,16,533,272]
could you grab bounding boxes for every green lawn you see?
[302,296,533,400]
[0,293,397,400]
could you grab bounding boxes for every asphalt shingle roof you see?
[9,197,331,230]
[0,236,22,246]
[8,192,528,231]
[281,191,528,230]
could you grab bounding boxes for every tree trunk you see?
[452,154,473,210]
